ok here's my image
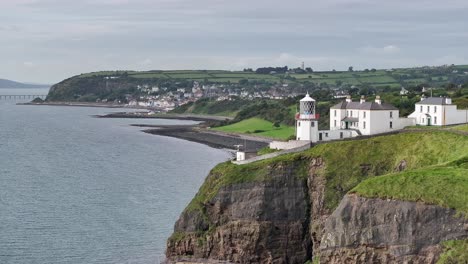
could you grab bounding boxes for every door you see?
[319,133,322,141]
[427,116,431,126]
[345,122,349,129]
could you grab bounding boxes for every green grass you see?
[257,146,280,155]
[185,131,468,218]
[437,239,468,264]
[351,160,468,216]
[452,124,468,131]
[213,117,295,140]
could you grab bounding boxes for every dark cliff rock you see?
[166,161,312,263]
[319,194,468,264]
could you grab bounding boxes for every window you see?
[434,106,437,113]
[325,133,328,137]
[427,106,430,112]
[390,111,393,118]
[422,118,425,124]
[334,110,336,117]
[350,111,353,117]
[334,120,337,127]
[420,105,423,112]
[298,122,301,127]
[434,116,437,124]
[390,121,393,129]
[347,111,349,116]
[311,122,315,127]
[363,111,366,118]
[363,121,366,129]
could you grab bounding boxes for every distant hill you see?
[0,78,50,88]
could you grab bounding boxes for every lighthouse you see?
[296,93,319,142]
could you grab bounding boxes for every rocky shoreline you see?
[139,125,269,151]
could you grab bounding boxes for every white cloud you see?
[359,45,401,54]
[383,45,400,53]
[23,61,34,67]
[140,58,153,66]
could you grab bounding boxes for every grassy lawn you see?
[212,117,295,140]
[452,124,468,131]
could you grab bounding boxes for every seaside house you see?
[329,95,415,136]
[408,96,468,126]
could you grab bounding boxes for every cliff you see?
[166,131,468,263]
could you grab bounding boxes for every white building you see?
[408,97,468,126]
[296,93,319,142]
[400,87,409,95]
[330,95,415,136]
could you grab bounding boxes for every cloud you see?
[140,58,153,66]
[359,45,401,54]
[383,45,400,53]
[23,61,34,67]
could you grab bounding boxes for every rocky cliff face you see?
[319,194,467,263]
[166,157,468,264]
[166,160,312,263]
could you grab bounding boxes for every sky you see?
[1,0,468,84]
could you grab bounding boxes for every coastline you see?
[20,100,267,151]
[138,124,270,150]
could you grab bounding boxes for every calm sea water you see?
[0,88,231,263]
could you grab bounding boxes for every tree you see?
[364,69,370,72]
[348,66,354,72]
[305,67,313,73]
[370,68,377,72]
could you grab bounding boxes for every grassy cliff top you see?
[187,130,468,214]
[351,158,468,215]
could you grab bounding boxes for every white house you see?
[408,96,468,126]
[400,87,409,95]
[329,95,415,136]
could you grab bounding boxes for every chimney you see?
[375,95,382,105]
[421,94,426,101]
[345,95,352,103]
[360,95,366,104]
[445,97,452,104]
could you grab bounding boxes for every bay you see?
[0,88,230,263]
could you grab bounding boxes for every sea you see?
[0,88,231,264]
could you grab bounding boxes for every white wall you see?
[270,140,310,150]
[445,106,468,125]
[317,129,358,141]
[296,120,319,142]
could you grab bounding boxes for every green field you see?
[212,117,295,140]
[72,65,468,89]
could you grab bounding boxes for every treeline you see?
[253,66,289,74]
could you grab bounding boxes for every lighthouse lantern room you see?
[296,93,319,142]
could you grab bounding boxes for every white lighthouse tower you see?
[296,93,319,142]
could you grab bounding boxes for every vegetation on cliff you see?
[185,131,468,217]
[437,239,468,264]
[168,130,468,262]
[351,158,468,215]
